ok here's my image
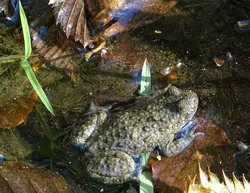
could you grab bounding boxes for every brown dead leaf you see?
[49,0,176,45]
[148,118,231,191]
[0,92,38,129]
[194,118,231,148]
[150,150,213,190]
[31,29,78,74]
[49,0,91,47]
[0,161,75,193]
[0,0,13,18]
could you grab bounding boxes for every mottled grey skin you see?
[71,85,199,184]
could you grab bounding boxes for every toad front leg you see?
[159,131,201,157]
[87,151,139,184]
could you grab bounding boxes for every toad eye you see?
[166,86,182,102]
[178,99,189,113]
[168,86,181,97]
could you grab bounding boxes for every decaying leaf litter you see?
[0,0,250,192]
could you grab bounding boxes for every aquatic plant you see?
[139,58,153,193]
[19,1,54,115]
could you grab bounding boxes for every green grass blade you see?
[140,171,154,193]
[19,2,54,115]
[19,1,31,59]
[139,59,153,192]
[141,152,151,166]
[139,58,151,95]
[21,59,54,115]
[140,152,154,193]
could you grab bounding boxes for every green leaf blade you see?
[140,171,154,193]
[140,152,154,193]
[141,152,151,167]
[19,2,54,115]
[139,58,151,95]
[21,59,54,115]
[139,59,153,192]
[19,1,31,59]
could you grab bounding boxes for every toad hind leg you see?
[87,151,138,184]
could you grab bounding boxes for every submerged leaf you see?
[0,129,32,160]
[0,92,38,129]
[0,161,75,193]
[101,0,177,37]
[31,29,78,74]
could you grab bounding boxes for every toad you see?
[71,85,199,184]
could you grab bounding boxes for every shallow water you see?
[0,0,249,192]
